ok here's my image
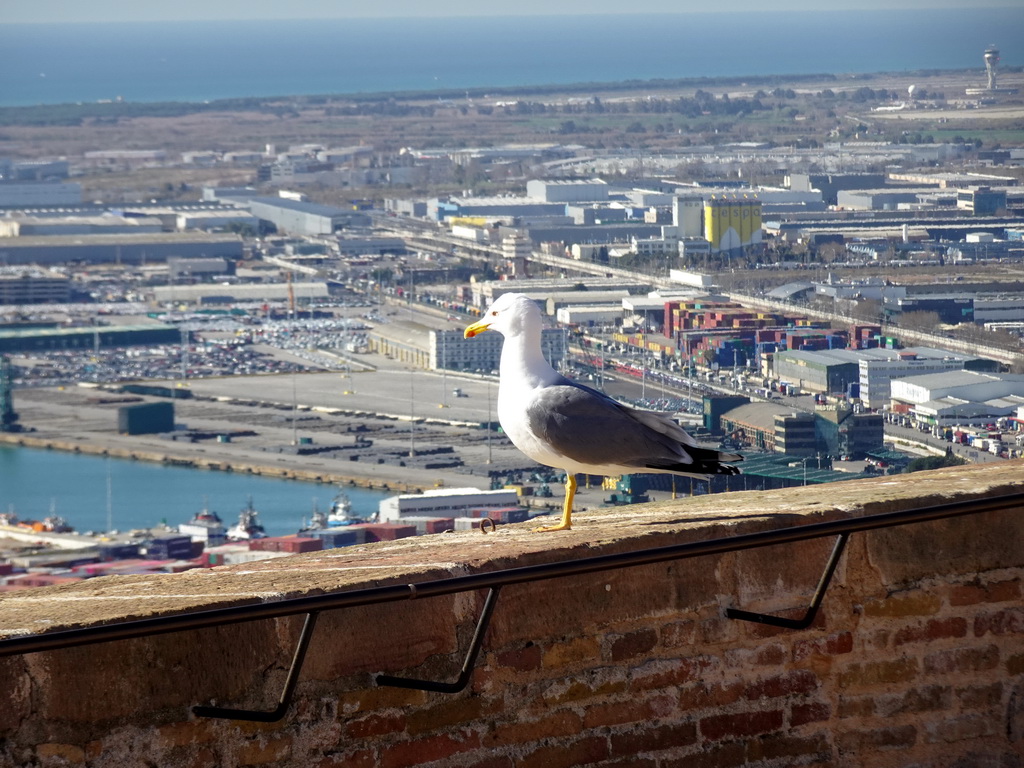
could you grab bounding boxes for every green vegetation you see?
[906,451,967,473]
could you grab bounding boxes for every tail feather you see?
[646,445,742,476]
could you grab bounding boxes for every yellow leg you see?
[535,473,576,532]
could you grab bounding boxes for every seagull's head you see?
[464,293,540,339]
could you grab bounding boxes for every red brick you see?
[875,685,951,716]
[462,758,514,768]
[837,695,875,718]
[314,751,376,768]
[484,710,582,747]
[678,681,744,710]
[378,730,482,768]
[949,579,1021,606]
[583,698,655,729]
[235,735,292,766]
[1007,653,1024,676]
[839,658,918,689]
[792,631,853,662]
[406,696,496,736]
[630,656,714,692]
[543,636,601,669]
[744,669,818,700]
[699,709,784,741]
[495,642,542,672]
[893,617,967,646]
[863,593,940,618]
[836,725,917,752]
[724,643,786,667]
[746,732,831,762]
[660,620,698,648]
[518,735,610,768]
[663,742,746,768]
[610,721,698,756]
[925,713,998,743]
[35,744,85,764]
[610,628,658,662]
[544,673,628,706]
[973,607,1024,637]
[791,702,831,727]
[957,682,1002,710]
[924,645,999,675]
[345,711,407,740]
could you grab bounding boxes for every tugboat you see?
[179,504,227,547]
[326,491,373,525]
[226,497,266,541]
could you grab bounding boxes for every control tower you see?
[966,45,1018,96]
[984,46,1000,90]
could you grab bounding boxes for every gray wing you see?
[525,381,696,469]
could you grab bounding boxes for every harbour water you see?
[0,445,389,538]
[2,9,1022,107]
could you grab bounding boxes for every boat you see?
[0,510,74,534]
[326,491,374,525]
[178,506,227,547]
[226,498,266,540]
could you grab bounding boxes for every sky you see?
[2,0,1017,23]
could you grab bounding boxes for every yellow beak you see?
[464,319,491,339]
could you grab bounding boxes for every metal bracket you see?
[376,587,501,694]
[726,533,849,630]
[193,611,319,722]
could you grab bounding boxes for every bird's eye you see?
[490,311,498,316]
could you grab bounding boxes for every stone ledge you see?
[2,460,1021,640]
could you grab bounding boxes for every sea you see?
[1,9,1023,107]
[0,445,389,538]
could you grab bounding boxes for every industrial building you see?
[857,348,996,409]
[703,196,762,254]
[429,327,566,373]
[0,214,163,238]
[719,400,883,459]
[151,282,329,306]
[890,371,1024,427]
[246,197,371,237]
[378,487,520,522]
[526,179,610,203]
[471,277,651,308]
[0,233,244,266]
[773,349,862,395]
[0,268,71,305]
[0,182,82,208]
[0,325,180,353]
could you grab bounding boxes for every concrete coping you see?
[0,460,1021,641]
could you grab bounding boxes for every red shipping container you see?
[362,524,417,542]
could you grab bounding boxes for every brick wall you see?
[0,461,1022,767]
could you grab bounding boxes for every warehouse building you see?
[0,268,71,305]
[246,197,370,237]
[0,324,179,353]
[526,179,610,203]
[857,348,995,409]
[773,349,863,395]
[151,282,329,306]
[0,233,244,266]
[890,370,1024,427]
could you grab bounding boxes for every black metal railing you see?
[0,491,1020,722]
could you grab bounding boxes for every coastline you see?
[0,432,422,494]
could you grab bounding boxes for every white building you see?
[430,326,566,372]
[890,370,1024,427]
[858,349,975,409]
[378,487,520,522]
[526,179,609,203]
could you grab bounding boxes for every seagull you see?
[464,292,742,532]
